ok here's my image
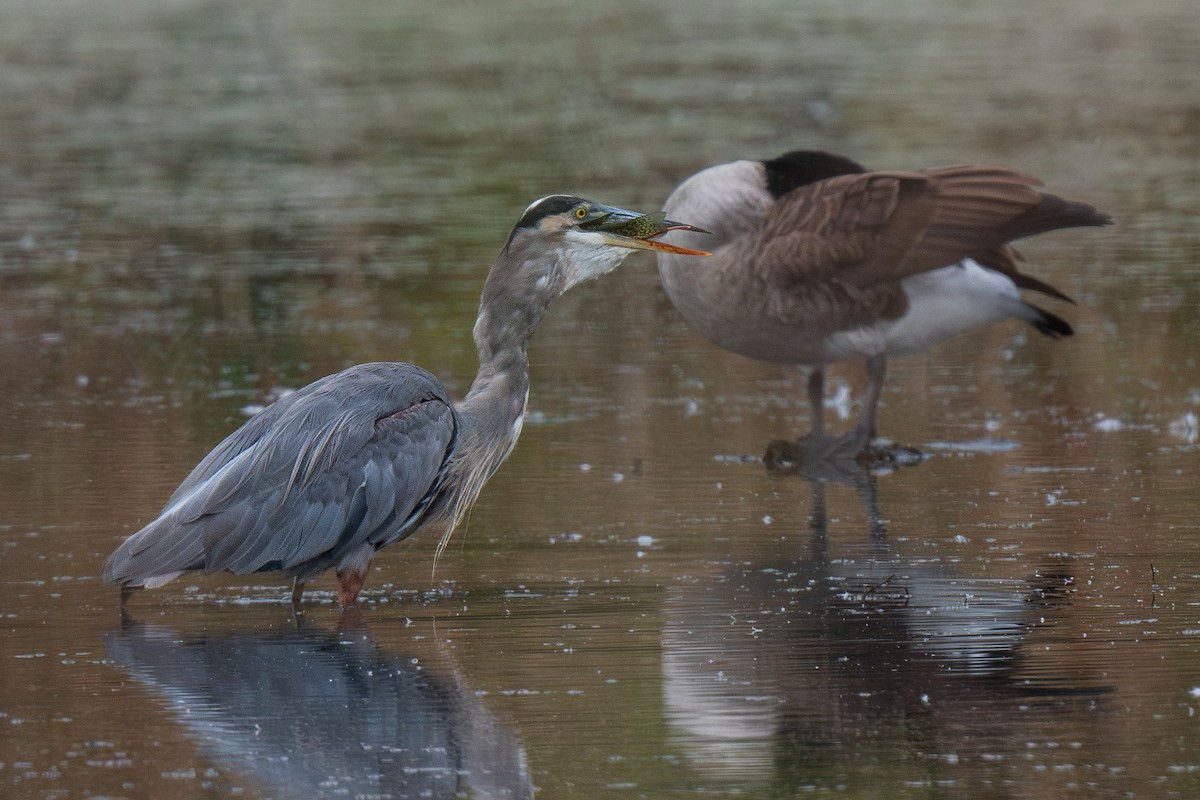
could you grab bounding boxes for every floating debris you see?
[1168,411,1197,444]
[824,382,852,421]
[924,438,1020,453]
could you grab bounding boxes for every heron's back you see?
[102,362,459,589]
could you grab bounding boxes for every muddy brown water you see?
[3,1,1199,797]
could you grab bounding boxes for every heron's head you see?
[502,195,710,291]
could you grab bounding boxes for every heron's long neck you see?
[434,261,557,553]
[455,257,560,478]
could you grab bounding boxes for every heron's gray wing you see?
[102,362,457,586]
[162,386,316,510]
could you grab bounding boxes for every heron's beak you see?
[584,206,711,256]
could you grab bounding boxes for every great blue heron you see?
[655,150,1110,463]
[102,196,708,606]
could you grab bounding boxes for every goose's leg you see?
[849,355,887,450]
[806,367,826,438]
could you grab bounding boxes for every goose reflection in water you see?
[661,471,1110,783]
[104,617,533,800]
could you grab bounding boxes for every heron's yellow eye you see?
[574,205,588,220]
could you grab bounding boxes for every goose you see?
[656,150,1110,463]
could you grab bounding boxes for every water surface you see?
[2,1,1199,798]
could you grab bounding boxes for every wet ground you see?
[3,1,1199,797]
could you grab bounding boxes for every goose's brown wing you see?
[746,166,1108,295]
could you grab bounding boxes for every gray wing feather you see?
[102,362,457,587]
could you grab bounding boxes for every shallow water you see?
[3,1,1199,798]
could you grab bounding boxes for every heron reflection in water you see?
[655,150,1110,466]
[105,616,533,799]
[103,197,708,605]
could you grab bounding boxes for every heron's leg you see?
[119,583,142,607]
[290,577,306,605]
[335,545,374,607]
[806,367,826,438]
[336,569,367,607]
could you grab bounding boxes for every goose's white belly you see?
[819,260,1025,363]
